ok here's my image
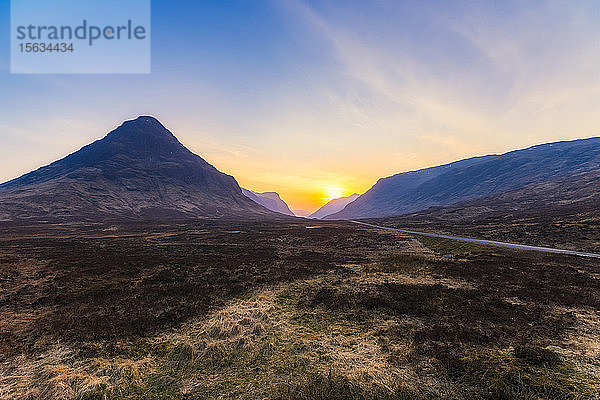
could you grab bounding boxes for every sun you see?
[324,186,345,202]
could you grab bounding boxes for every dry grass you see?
[0,346,153,399]
[2,264,599,398]
[1,221,599,399]
[152,284,426,399]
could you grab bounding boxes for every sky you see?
[0,0,599,213]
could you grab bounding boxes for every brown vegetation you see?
[0,220,598,398]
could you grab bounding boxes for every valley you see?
[1,117,599,399]
[3,0,599,398]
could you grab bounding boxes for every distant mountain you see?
[241,188,295,216]
[309,193,360,219]
[327,137,600,219]
[0,116,275,221]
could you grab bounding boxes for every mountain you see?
[327,137,600,219]
[309,193,360,219]
[399,168,600,222]
[0,116,275,221]
[375,169,600,252]
[241,188,295,216]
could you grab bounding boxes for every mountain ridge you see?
[328,136,600,219]
[241,188,295,216]
[0,116,275,221]
[309,193,360,219]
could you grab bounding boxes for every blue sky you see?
[0,0,599,211]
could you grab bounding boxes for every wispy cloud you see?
[278,0,600,156]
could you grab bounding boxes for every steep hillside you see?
[0,116,274,221]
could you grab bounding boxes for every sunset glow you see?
[324,186,346,203]
[1,1,599,215]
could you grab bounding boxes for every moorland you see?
[1,218,599,399]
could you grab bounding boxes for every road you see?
[351,221,600,259]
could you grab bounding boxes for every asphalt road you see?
[351,221,600,259]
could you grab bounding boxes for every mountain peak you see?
[0,117,277,220]
[107,115,175,141]
[95,115,192,162]
[125,115,166,129]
